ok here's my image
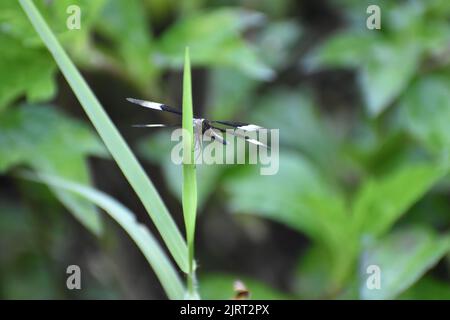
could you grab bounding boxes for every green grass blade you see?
[18,0,188,273]
[181,47,198,297]
[21,172,186,300]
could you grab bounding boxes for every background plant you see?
[0,0,449,299]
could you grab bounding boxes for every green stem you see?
[18,0,189,273]
[181,47,199,298]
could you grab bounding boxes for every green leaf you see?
[224,152,335,237]
[224,152,357,288]
[348,129,415,176]
[0,105,106,234]
[0,0,103,43]
[294,245,335,299]
[182,47,198,297]
[205,68,258,120]
[257,20,301,70]
[0,197,73,298]
[306,31,420,116]
[400,73,450,156]
[0,34,56,110]
[352,163,447,237]
[251,89,339,173]
[22,172,186,300]
[304,0,450,117]
[155,8,273,80]
[1,252,58,299]
[0,0,105,110]
[359,39,420,116]
[360,226,450,299]
[224,152,347,236]
[399,276,450,299]
[304,31,373,70]
[36,0,105,41]
[95,0,158,90]
[200,273,291,300]
[19,0,189,273]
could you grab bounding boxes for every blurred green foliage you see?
[0,0,450,299]
[0,105,106,234]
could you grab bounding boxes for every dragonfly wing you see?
[132,124,166,128]
[132,123,181,128]
[217,128,269,149]
[209,123,269,148]
[210,120,263,132]
[244,137,269,149]
[126,98,182,116]
[205,128,228,145]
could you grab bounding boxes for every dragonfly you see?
[126,98,269,149]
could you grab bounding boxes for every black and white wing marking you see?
[209,120,263,132]
[126,98,182,116]
[242,136,269,148]
[132,124,182,128]
[205,128,228,145]
[209,124,269,149]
